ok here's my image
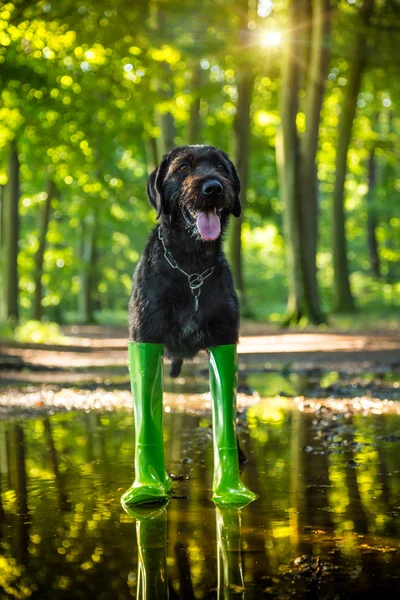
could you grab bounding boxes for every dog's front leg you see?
[209,345,257,507]
[121,342,172,506]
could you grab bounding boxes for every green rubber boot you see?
[209,345,257,507]
[121,342,172,507]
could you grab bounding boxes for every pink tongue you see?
[196,211,221,240]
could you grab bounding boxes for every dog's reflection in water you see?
[124,503,245,600]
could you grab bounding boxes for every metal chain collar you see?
[158,227,214,312]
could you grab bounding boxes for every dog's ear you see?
[146,153,172,218]
[220,151,241,217]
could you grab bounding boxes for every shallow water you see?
[1,396,400,598]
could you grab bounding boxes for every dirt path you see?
[2,334,400,368]
[1,327,400,369]
[1,325,399,381]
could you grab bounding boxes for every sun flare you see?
[260,31,282,47]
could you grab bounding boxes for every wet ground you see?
[1,328,400,598]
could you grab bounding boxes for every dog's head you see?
[147,145,241,241]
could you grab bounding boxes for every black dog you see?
[129,144,241,377]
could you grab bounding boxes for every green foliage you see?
[0,318,66,343]
[14,319,65,344]
[0,0,399,325]
[0,322,14,340]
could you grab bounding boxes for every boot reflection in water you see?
[216,507,246,600]
[124,503,169,600]
[123,503,247,600]
[121,342,256,507]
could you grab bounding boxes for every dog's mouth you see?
[183,207,222,241]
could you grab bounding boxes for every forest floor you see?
[0,324,399,412]
[1,323,400,377]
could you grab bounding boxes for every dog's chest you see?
[181,317,198,337]
[178,306,209,346]
[179,313,205,345]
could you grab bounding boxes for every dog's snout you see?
[202,179,223,196]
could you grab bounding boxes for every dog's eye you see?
[216,162,225,171]
[179,163,190,172]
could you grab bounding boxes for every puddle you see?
[1,398,400,598]
[1,365,399,402]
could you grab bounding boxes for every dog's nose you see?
[202,180,223,196]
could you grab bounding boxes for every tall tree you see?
[229,66,254,314]
[2,140,20,322]
[332,0,375,312]
[277,0,331,325]
[155,8,177,155]
[187,65,202,145]
[228,0,255,314]
[144,133,159,176]
[33,179,56,321]
[0,184,4,320]
[79,205,98,324]
[300,0,331,321]
[365,144,381,278]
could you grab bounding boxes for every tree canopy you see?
[0,0,399,327]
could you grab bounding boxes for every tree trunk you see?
[0,184,4,321]
[0,185,4,248]
[79,206,98,323]
[228,3,254,316]
[277,0,305,324]
[229,67,254,315]
[158,110,176,155]
[155,8,176,156]
[376,158,397,283]
[298,0,331,324]
[144,135,159,176]
[277,0,330,326]
[365,147,381,278]
[3,141,20,322]
[33,179,56,321]
[332,0,375,311]
[298,0,313,91]
[188,66,202,145]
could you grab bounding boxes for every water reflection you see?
[0,401,400,597]
[125,504,169,600]
[125,504,246,600]
[216,508,245,599]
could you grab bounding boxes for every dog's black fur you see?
[128,145,241,377]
